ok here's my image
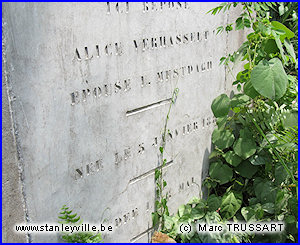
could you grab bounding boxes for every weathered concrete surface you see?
[2,2,247,242]
[2,18,27,243]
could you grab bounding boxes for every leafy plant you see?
[58,205,102,243]
[204,2,298,243]
[159,2,298,243]
[152,88,179,231]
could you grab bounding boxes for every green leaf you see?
[235,17,244,30]
[216,116,227,129]
[163,180,167,188]
[187,196,200,205]
[275,190,289,213]
[230,94,250,108]
[233,137,257,160]
[209,161,233,185]
[207,194,221,212]
[152,212,159,227]
[235,160,258,179]
[281,111,298,128]
[273,32,288,64]
[163,215,174,230]
[254,178,277,204]
[68,213,78,219]
[178,204,185,217]
[250,58,288,100]
[274,162,288,185]
[211,94,230,118]
[262,203,275,214]
[58,215,68,220]
[190,207,205,220]
[212,128,235,150]
[262,39,279,55]
[241,204,264,222]
[249,150,271,165]
[159,147,164,154]
[223,151,242,167]
[155,169,160,180]
[220,191,242,219]
[155,200,161,210]
[271,21,295,41]
[284,38,296,63]
[241,206,257,222]
[71,216,80,223]
[243,18,251,28]
[243,80,259,99]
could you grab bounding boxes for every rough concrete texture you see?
[2,18,27,243]
[2,3,247,242]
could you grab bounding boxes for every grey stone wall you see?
[2,2,247,242]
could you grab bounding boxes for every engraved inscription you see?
[143,2,188,12]
[75,159,103,180]
[114,208,138,227]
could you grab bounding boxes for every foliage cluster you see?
[158,2,298,243]
[58,205,102,243]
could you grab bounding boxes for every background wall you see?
[2,2,247,242]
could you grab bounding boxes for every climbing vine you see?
[152,87,179,231]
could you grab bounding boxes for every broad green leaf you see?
[190,207,205,220]
[262,203,275,214]
[273,28,285,35]
[223,151,242,167]
[243,80,259,99]
[211,94,230,118]
[220,191,242,219]
[281,111,298,128]
[249,150,272,165]
[230,94,250,108]
[209,161,233,185]
[212,128,235,150]
[233,137,257,160]
[275,190,289,213]
[262,39,279,55]
[250,58,288,100]
[179,214,191,223]
[207,194,221,212]
[184,204,192,215]
[271,21,295,41]
[241,204,264,222]
[235,160,258,178]
[216,116,227,129]
[254,178,277,204]
[239,128,253,139]
[241,206,257,222]
[274,162,288,185]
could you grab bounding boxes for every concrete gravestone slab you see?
[3,2,244,242]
